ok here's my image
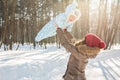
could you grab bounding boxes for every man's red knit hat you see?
[85,33,106,49]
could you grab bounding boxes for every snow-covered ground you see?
[0,44,120,80]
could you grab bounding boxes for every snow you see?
[0,44,120,80]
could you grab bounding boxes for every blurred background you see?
[0,0,119,50]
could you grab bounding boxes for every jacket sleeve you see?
[77,45,100,58]
[63,29,76,43]
[56,28,86,59]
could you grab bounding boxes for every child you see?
[56,28,106,80]
[35,1,81,42]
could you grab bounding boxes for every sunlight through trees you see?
[0,0,119,50]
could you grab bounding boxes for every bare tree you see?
[0,0,120,50]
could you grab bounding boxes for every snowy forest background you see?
[0,0,120,50]
[0,0,120,80]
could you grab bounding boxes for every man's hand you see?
[63,28,67,31]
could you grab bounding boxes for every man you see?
[56,28,106,80]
